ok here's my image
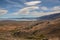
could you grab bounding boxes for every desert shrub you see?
[0,24,4,26]
[0,38,7,40]
[13,31,21,37]
[10,27,48,40]
[11,30,29,38]
[25,34,48,40]
[11,29,48,40]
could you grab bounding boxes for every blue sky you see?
[0,0,60,18]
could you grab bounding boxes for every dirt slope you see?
[0,18,60,40]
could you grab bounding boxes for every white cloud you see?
[6,0,20,5]
[11,6,60,17]
[28,11,60,17]
[6,0,24,8]
[40,6,48,10]
[0,9,8,16]
[43,10,60,16]
[28,10,60,17]
[24,1,41,6]
[13,6,39,15]
[46,0,60,3]
[52,6,60,11]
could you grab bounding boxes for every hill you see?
[37,13,60,20]
[0,13,60,40]
[0,18,60,40]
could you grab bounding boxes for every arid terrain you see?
[0,18,60,40]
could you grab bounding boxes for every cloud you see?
[51,6,60,11]
[6,0,22,5]
[43,10,60,16]
[27,10,60,17]
[40,6,48,10]
[10,5,60,17]
[12,6,60,17]
[6,0,18,4]
[0,9,8,16]
[6,0,25,8]
[24,1,41,6]
[13,6,39,15]
[46,0,60,2]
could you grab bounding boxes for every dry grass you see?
[0,18,60,40]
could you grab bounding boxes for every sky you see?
[0,0,60,18]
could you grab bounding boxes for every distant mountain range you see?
[0,13,60,21]
[37,13,60,20]
[12,13,60,21]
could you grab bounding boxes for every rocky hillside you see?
[37,13,60,20]
[0,18,60,40]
